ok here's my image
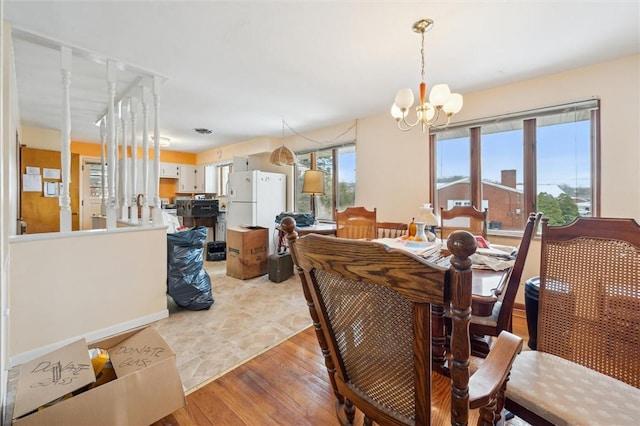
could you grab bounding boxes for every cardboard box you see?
[12,327,185,426]
[226,226,269,279]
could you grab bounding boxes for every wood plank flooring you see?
[153,312,530,426]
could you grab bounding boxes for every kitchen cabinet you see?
[178,165,195,192]
[194,165,205,192]
[160,162,180,179]
[177,164,206,193]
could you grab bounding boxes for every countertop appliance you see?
[176,199,219,217]
[227,170,286,255]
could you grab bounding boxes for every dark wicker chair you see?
[505,217,640,425]
[283,218,523,425]
[462,212,542,356]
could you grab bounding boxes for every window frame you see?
[294,142,356,222]
[216,162,232,196]
[430,99,601,235]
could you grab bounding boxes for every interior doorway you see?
[80,157,107,230]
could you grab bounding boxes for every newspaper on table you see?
[373,238,517,271]
[372,238,443,260]
[472,243,517,271]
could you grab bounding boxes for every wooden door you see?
[20,147,80,233]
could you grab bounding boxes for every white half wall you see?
[8,226,168,364]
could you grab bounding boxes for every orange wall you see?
[159,178,178,201]
[71,140,196,164]
[71,140,194,202]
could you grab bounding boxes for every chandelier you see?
[391,19,463,132]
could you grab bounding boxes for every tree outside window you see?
[295,144,356,221]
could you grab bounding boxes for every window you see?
[432,100,599,232]
[295,144,356,221]
[217,163,232,196]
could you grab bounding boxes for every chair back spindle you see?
[376,222,409,239]
[336,206,377,239]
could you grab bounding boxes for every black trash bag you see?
[166,226,214,310]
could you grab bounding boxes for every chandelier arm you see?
[396,120,418,132]
[428,115,452,130]
[424,106,448,126]
[400,113,420,129]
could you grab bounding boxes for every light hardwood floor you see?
[152,310,530,425]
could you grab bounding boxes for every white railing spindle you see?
[59,46,72,232]
[106,60,118,229]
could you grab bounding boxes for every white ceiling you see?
[4,1,639,154]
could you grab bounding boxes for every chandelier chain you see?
[420,30,425,82]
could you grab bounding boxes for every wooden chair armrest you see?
[469,331,523,408]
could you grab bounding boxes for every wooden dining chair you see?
[376,221,408,239]
[283,217,523,425]
[505,217,640,425]
[440,206,488,240]
[536,217,640,386]
[335,206,377,239]
[461,212,542,357]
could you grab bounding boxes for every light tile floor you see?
[152,260,312,392]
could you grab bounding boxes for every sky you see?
[338,151,356,183]
[437,120,591,188]
[333,119,591,189]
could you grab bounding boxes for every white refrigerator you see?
[227,170,286,255]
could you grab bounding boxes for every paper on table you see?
[372,238,443,259]
[476,244,517,259]
[471,253,515,271]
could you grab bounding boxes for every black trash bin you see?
[206,241,226,261]
[524,276,540,350]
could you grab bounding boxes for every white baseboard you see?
[9,309,168,367]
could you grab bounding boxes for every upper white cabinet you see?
[160,162,180,179]
[194,165,205,192]
[177,164,206,193]
[178,164,196,192]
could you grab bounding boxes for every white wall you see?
[196,55,640,304]
[199,55,640,224]
[8,227,168,364]
[1,18,22,417]
[455,55,640,220]
[19,126,60,150]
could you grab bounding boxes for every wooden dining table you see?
[370,237,513,374]
[280,221,513,387]
[371,237,511,317]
